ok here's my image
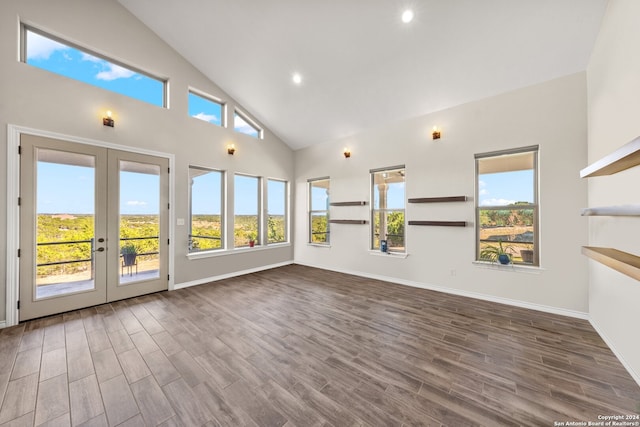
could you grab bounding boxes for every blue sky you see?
[27,30,163,106]
[478,170,534,206]
[37,162,161,215]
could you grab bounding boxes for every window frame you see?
[234,173,262,248]
[188,88,226,127]
[308,177,330,245]
[233,108,263,139]
[188,166,225,253]
[21,24,168,108]
[370,166,406,253]
[475,146,539,266]
[266,178,289,245]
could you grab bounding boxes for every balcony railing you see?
[36,236,159,279]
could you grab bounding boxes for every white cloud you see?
[80,52,103,63]
[126,201,147,206]
[192,112,219,123]
[480,198,516,207]
[96,63,136,81]
[479,188,489,196]
[26,31,68,60]
[234,116,258,136]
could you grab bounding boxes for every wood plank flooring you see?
[0,264,639,426]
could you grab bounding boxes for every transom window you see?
[234,109,263,139]
[308,178,330,244]
[188,167,224,252]
[22,26,166,108]
[475,146,539,265]
[371,167,406,252]
[188,90,225,127]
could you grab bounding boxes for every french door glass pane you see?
[119,161,161,284]
[36,149,96,299]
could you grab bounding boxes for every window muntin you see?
[189,167,224,252]
[234,110,262,139]
[234,174,261,247]
[22,27,165,107]
[308,178,330,244]
[476,147,539,265]
[267,179,287,244]
[188,90,224,127]
[371,167,406,252]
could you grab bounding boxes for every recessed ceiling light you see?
[401,9,414,23]
[292,73,302,85]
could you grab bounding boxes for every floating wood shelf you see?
[408,196,467,203]
[580,136,640,178]
[582,246,640,281]
[408,220,466,227]
[581,205,640,216]
[329,219,368,224]
[330,201,368,206]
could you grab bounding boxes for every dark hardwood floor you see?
[0,264,639,426]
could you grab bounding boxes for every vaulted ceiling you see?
[119,0,607,150]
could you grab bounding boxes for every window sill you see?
[472,261,544,274]
[187,243,291,260]
[307,243,331,248]
[369,250,409,259]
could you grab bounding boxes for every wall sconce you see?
[103,110,114,127]
[227,144,236,155]
[432,126,441,140]
[343,148,351,158]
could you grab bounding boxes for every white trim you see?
[368,250,409,259]
[472,261,545,274]
[293,260,588,320]
[6,125,21,327]
[0,321,6,329]
[186,243,291,260]
[5,124,176,326]
[589,317,640,388]
[173,261,293,290]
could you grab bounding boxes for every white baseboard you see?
[0,321,5,329]
[589,318,640,388]
[172,261,294,290]
[294,260,589,320]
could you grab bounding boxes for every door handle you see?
[95,247,105,252]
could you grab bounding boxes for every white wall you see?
[587,0,640,383]
[0,0,294,323]
[295,73,589,315]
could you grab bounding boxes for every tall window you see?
[234,174,261,247]
[371,167,406,252]
[267,179,288,244]
[22,26,166,107]
[188,90,225,127]
[308,178,330,244]
[234,109,263,139]
[475,146,539,265]
[189,167,224,252]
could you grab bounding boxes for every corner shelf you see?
[408,220,466,227]
[581,205,640,216]
[582,246,640,281]
[580,136,640,178]
[330,201,368,206]
[408,196,467,203]
[329,219,368,225]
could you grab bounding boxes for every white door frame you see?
[5,124,175,327]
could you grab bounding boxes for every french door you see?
[19,134,169,321]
